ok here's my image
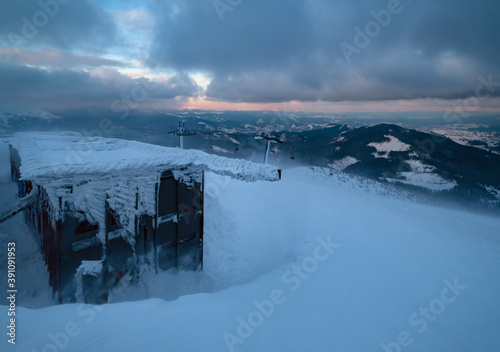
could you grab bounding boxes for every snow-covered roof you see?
[6,132,280,182]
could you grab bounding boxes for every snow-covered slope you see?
[324,124,500,209]
[368,134,411,158]
[0,106,61,132]
[422,125,500,155]
[0,106,61,121]
[1,159,499,351]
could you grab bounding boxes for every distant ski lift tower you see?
[170,119,195,149]
[255,131,284,164]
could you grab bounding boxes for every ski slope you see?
[1,147,500,351]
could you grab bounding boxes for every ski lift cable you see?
[114,131,317,159]
[86,128,333,169]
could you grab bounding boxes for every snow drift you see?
[1,163,499,352]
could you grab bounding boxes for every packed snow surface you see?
[1,160,499,351]
[5,132,279,182]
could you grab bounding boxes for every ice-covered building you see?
[6,132,280,303]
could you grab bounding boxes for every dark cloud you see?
[149,0,500,103]
[148,0,315,73]
[0,0,118,50]
[1,0,499,108]
[0,63,201,110]
[0,48,125,69]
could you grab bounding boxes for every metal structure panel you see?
[156,171,203,271]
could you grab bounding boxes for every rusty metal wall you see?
[155,171,203,272]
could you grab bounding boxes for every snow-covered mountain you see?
[1,135,499,351]
[0,106,61,133]
[299,123,500,209]
[421,124,500,155]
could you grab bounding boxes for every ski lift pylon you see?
[170,119,195,149]
[255,130,284,164]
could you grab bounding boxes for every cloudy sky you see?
[1,0,499,113]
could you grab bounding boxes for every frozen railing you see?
[0,189,37,224]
